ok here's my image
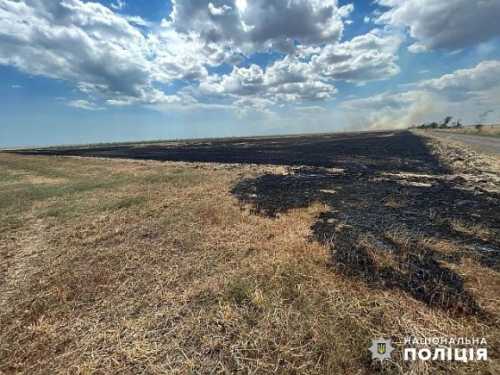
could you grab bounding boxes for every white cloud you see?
[67,99,103,111]
[110,0,125,11]
[5,0,495,129]
[168,0,353,54]
[408,43,427,54]
[199,29,401,103]
[417,60,500,112]
[200,57,337,104]
[233,96,274,117]
[208,2,232,16]
[0,0,403,116]
[124,15,152,27]
[0,0,157,104]
[419,60,500,93]
[377,0,500,51]
[0,0,211,106]
[201,64,265,97]
[309,29,402,82]
[271,81,337,102]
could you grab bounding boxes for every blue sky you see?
[1,0,499,147]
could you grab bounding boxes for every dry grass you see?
[0,149,499,374]
[432,124,500,138]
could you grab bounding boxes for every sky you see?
[1,0,500,148]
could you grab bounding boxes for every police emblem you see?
[369,338,395,361]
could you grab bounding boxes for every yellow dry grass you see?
[0,151,498,374]
[434,124,500,138]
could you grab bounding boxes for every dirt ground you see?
[1,131,499,374]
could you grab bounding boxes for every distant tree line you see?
[410,116,462,129]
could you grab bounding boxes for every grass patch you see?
[142,170,205,187]
[0,149,498,375]
[99,196,147,211]
[225,277,255,306]
[0,176,135,211]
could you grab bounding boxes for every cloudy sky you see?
[1,0,499,147]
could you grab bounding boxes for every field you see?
[1,131,499,374]
[431,125,500,138]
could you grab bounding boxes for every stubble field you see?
[1,131,499,374]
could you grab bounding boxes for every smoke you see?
[371,94,438,130]
[479,109,494,123]
[340,90,444,131]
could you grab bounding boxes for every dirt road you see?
[429,131,500,156]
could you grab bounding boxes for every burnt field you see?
[10,131,500,314]
[15,130,440,172]
[13,130,500,312]
[2,131,500,373]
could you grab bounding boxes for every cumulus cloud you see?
[199,29,401,103]
[271,80,337,102]
[5,0,495,128]
[200,58,336,104]
[168,0,353,54]
[203,64,266,97]
[417,60,500,112]
[377,0,500,51]
[0,0,224,107]
[0,0,405,116]
[418,60,500,93]
[309,29,402,82]
[0,0,172,105]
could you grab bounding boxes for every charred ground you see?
[12,131,500,316]
[2,131,499,374]
[229,132,499,317]
[13,131,440,172]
